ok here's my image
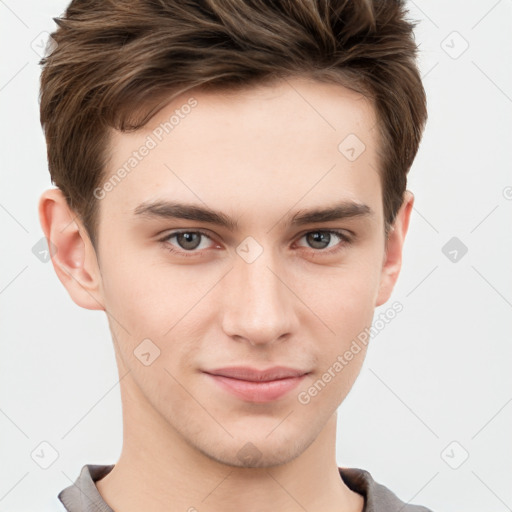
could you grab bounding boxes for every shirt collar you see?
[58,463,422,512]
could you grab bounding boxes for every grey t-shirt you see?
[58,464,434,511]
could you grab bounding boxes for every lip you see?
[203,366,310,403]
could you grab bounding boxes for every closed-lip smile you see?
[203,366,310,402]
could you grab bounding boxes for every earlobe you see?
[38,188,105,311]
[375,190,414,307]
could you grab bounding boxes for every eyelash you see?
[158,229,352,259]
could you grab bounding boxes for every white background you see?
[0,1,511,511]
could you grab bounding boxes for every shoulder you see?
[339,467,435,512]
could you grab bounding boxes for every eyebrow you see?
[132,200,373,231]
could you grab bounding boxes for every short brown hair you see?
[39,0,427,249]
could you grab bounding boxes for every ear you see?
[375,190,414,307]
[38,188,105,311]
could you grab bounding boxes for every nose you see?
[221,248,298,347]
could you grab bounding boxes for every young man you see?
[38,0,431,510]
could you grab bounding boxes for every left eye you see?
[296,230,349,251]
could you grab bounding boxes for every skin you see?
[39,76,413,512]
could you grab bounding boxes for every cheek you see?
[99,252,215,367]
[298,275,375,408]
[99,255,172,355]
[297,253,382,338]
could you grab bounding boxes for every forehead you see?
[101,77,382,228]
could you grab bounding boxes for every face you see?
[54,77,408,468]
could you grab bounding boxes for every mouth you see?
[202,366,310,403]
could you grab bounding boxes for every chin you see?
[193,428,315,469]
